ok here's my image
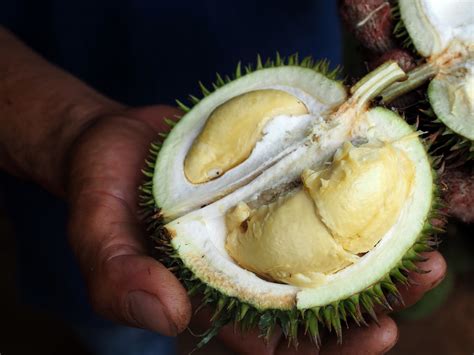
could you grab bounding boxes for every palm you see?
[66,106,446,354]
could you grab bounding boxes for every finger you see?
[68,117,191,335]
[393,251,447,311]
[316,315,398,355]
[69,189,191,336]
[218,324,281,355]
[126,105,183,134]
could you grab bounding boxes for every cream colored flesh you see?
[184,89,308,184]
[153,67,347,222]
[165,108,433,309]
[303,141,415,254]
[225,191,358,287]
[225,141,414,287]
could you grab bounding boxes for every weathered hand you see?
[66,105,446,354]
[67,106,192,336]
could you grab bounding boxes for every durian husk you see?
[139,56,444,348]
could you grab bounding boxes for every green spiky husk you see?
[173,53,342,114]
[391,3,419,55]
[425,123,474,169]
[142,146,443,348]
[396,102,474,168]
[139,55,443,348]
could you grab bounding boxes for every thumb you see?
[68,189,191,336]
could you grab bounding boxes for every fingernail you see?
[429,272,446,289]
[127,290,178,336]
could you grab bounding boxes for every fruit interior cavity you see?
[184,89,308,184]
[225,140,415,287]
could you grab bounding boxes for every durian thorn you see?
[380,63,439,103]
[198,81,211,96]
[360,293,378,325]
[372,284,393,311]
[256,54,264,69]
[348,295,367,326]
[338,302,349,328]
[350,61,407,111]
[175,99,190,112]
[164,118,177,127]
[215,72,225,87]
[275,52,282,66]
[235,61,242,78]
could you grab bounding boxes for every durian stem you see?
[380,63,439,103]
[350,61,407,110]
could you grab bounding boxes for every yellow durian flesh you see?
[184,89,308,184]
[303,142,416,254]
[225,191,358,287]
[225,141,415,287]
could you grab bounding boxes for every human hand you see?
[67,106,192,336]
[66,106,447,354]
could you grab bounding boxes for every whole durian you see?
[140,57,443,347]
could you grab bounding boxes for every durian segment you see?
[154,67,347,222]
[297,108,433,309]
[225,140,415,286]
[428,59,474,140]
[225,191,359,288]
[303,141,415,254]
[184,89,308,184]
[399,0,474,57]
[166,107,434,310]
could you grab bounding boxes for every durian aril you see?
[225,140,416,287]
[184,89,309,184]
[142,58,438,347]
[153,61,348,222]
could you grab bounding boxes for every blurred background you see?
[1,1,473,354]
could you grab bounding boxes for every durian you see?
[382,0,474,161]
[140,58,441,348]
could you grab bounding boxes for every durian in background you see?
[385,0,474,164]
[340,0,474,166]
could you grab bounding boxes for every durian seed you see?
[184,89,309,184]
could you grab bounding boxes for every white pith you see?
[154,67,347,222]
[164,107,433,310]
[429,59,474,140]
[399,0,474,57]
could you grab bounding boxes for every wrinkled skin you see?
[67,105,447,354]
[339,0,474,224]
[0,24,450,354]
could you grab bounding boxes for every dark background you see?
[1,1,473,354]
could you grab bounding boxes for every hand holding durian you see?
[141,0,473,350]
[1,0,471,353]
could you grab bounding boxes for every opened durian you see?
[140,58,441,347]
[382,0,474,159]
